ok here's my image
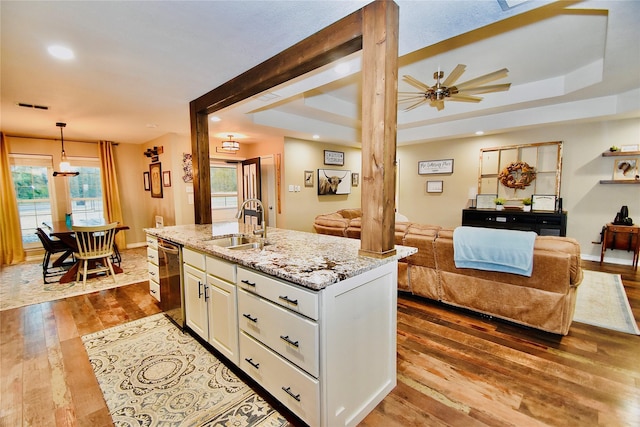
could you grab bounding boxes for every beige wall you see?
[283,137,362,232]
[397,117,640,265]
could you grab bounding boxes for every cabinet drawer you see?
[183,247,205,271]
[238,289,319,377]
[146,234,158,250]
[149,280,160,302]
[237,267,318,320]
[148,261,159,283]
[206,255,236,283]
[239,332,319,427]
[147,247,158,265]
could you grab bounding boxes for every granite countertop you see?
[144,223,417,291]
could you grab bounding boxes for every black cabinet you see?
[461,208,567,236]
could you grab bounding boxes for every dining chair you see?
[35,228,75,283]
[72,222,118,286]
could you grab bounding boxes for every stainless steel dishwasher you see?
[157,238,185,328]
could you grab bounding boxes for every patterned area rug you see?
[82,313,289,427]
[573,270,640,335]
[0,247,149,311]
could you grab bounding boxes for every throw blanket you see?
[453,227,536,277]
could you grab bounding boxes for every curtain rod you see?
[5,134,119,146]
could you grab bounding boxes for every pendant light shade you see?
[53,122,79,177]
[217,134,240,153]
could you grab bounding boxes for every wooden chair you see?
[35,228,75,283]
[72,223,118,286]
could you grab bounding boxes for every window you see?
[210,162,239,221]
[68,160,103,222]
[10,155,54,246]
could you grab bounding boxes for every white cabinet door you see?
[207,275,239,365]
[184,264,208,340]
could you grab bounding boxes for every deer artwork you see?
[319,170,349,195]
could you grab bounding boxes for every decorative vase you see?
[496,205,504,211]
[523,205,531,212]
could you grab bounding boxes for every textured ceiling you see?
[1,0,639,147]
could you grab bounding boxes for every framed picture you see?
[318,169,351,195]
[163,171,172,187]
[426,180,443,193]
[620,144,639,152]
[324,150,344,166]
[304,170,314,187]
[532,194,556,211]
[352,173,359,187]
[149,162,163,198]
[613,158,638,180]
[418,159,454,175]
[143,172,150,191]
[476,193,497,209]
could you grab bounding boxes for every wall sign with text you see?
[418,159,454,175]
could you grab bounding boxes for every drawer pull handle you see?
[241,279,256,287]
[148,255,156,260]
[204,284,209,301]
[150,289,156,294]
[149,271,156,276]
[245,358,260,369]
[280,335,299,348]
[243,313,258,323]
[198,281,203,298]
[281,386,301,402]
[278,295,299,306]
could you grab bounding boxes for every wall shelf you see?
[599,180,640,184]
[602,151,640,157]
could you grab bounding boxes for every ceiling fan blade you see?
[428,100,445,111]
[455,68,509,90]
[448,94,483,102]
[403,98,429,111]
[457,83,511,95]
[398,95,427,103]
[402,75,432,92]
[442,64,466,87]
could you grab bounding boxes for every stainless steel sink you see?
[205,235,266,250]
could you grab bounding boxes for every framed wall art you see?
[426,180,443,193]
[613,158,638,180]
[143,172,150,191]
[149,162,163,198]
[304,170,314,187]
[324,150,344,166]
[317,169,351,195]
[352,173,359,187]
[532,194,556,212]
[163,170,172,187]
[418,159,454,175]
[476,194,497,209]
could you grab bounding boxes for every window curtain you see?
[0,133,26,265]
[98,141,126,250]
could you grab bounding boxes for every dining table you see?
[44,219,130,284]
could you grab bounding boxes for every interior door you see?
[241,158,261,225]
[260,155,277,228]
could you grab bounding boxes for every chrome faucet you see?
[236,198,266,240]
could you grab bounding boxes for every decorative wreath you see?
[498,161,537,189]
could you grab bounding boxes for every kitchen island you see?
[145,223,416,427]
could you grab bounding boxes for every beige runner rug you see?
[0,247,149,311]
[573,270,639,335]
[82,313,289,426]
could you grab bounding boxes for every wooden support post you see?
[360,0,399,258]
[189,102,212,224]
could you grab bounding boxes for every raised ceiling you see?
[1,1,639,147]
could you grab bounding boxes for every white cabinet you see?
[146,234,160,302]
[183,247,239,364]
[236,263,398,427]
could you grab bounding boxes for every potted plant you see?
[494,197,506,211]
[522,197,532,212]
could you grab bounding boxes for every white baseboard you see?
[581,253,634,266]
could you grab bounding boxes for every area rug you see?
[0,247,149,311]
[82,313,289,427]
[573,270,640,335]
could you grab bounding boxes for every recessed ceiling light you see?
[210,116,221,122]
[146,123,158,128]
[475,131,484,136]
[312,134,320,139]
[47,45,75,60]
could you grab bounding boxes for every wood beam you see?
[359,0,399,258]
[189,102,211,224]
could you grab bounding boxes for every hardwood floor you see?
[1,263,638,427]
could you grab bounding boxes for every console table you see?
[461,208,567,237]
[600,223,639,270]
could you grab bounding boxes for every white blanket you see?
[453,226,536,277]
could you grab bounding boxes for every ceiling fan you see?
[399,64,511,111]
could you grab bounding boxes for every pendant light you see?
[217,134,240,153]
[53,122,79,177]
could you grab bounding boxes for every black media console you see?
[461,208,567,237]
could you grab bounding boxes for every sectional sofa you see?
[313,209,583,335]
